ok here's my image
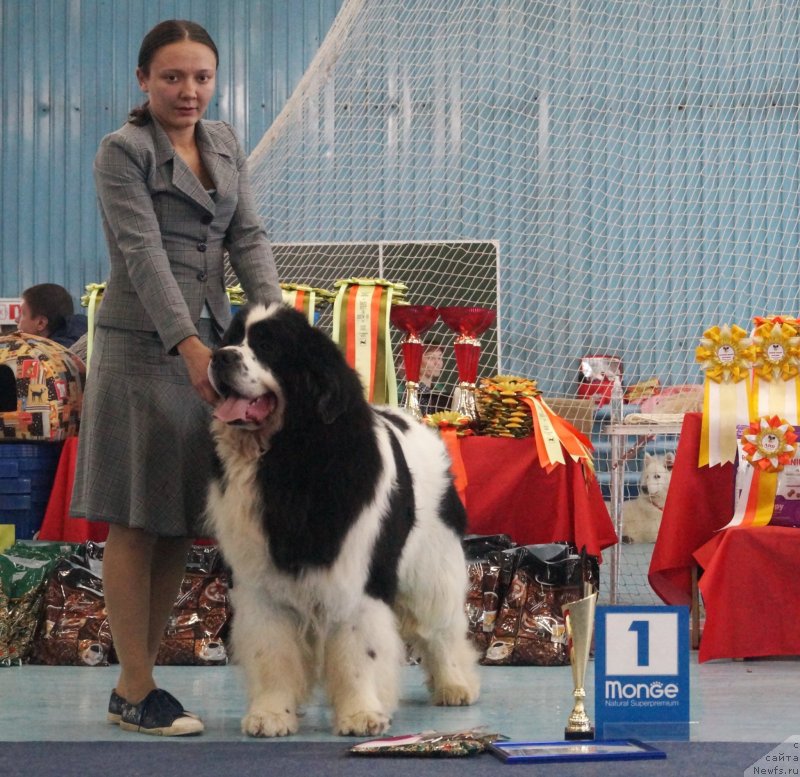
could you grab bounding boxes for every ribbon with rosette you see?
[476,375,594,476]
[80,282,107,370]
[725,415,798,529]
[695,324,755,466]
[750,316,800,423]
[331,278,406,405]
[424,412,473,505]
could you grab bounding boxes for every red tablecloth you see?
[648,413,733,606]
[648,412,800,661]
[38,437,108,544]
[459,436,617,559]
[694,526,800,662]
[39,434,617,559]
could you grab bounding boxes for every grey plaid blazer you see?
[93,117,281,353]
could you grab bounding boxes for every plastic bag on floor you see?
[30,542,111,666]
[0,541,77,665]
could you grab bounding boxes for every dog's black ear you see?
[317,385,350,424]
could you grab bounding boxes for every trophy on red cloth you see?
[390,304,440,420]
[438,306,496,424]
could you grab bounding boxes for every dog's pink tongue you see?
[214,396,272,424]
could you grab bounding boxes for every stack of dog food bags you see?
[481,544,599,666]
[31,542,112,666]
[155,544,230,666]
[462,534,515,654]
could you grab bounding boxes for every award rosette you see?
[695,324,755,467]
[725,415,798,529]
[478,375,594,474]
[750,316,800,423]
[332,278,407,405]
[477,376,594,475]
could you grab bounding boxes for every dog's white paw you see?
[242,709,299,737]
[433,683,479,706]
[335,710,391,736]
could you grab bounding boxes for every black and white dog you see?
[206,303,479,737]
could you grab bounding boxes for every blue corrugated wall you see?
[0,0,343,300]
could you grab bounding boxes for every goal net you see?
[243,0,800,403]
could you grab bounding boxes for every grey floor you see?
[0,654,796,745]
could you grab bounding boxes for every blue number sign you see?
[594,606,690,741]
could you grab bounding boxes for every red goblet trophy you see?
[438,306,497,424]
[390,304,440,420]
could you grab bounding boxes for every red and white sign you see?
[0,299,21,326]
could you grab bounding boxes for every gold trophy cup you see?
[562,590,598,740]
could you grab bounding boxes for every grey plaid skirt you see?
[69,320,220,537]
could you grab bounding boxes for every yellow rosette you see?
[696,324,755,467]
[750,316,800,423]
[725,416,798,529]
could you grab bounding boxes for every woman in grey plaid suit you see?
[69,20,282,736]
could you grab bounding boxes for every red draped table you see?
[40,434,617,560]
[458,436,617,560]
[648,412,800,661]
[38,437,108,544]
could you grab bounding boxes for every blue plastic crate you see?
[0,478,32,495]
[0,460,19,477]
[0,441,63,539]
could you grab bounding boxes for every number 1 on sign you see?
[628,620,650,666]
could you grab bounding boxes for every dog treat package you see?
[479,543,599,667]
[156,544,231,666]
[31,542,112,666]
[350,728,504,758]
[0,541,77,664]
[462,535,515,653]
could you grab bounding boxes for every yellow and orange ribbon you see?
[696,324,754,466]
[725,415,798,529]
[521,396,594,476]
[424,412,473,506]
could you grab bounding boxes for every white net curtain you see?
[242,0,800,398]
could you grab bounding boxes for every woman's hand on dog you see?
[177,335,219,405]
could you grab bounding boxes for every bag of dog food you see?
[462,535,515,653]
[30,542,112,666]
[480,543,599,667]
[155,544,230,666]
[0,541,77,664]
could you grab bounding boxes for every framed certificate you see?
[488,739,666,764]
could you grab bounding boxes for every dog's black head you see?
[209,303,362,437]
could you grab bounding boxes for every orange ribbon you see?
[440,428,468,506]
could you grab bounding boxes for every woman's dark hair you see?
[129,19,219,126]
